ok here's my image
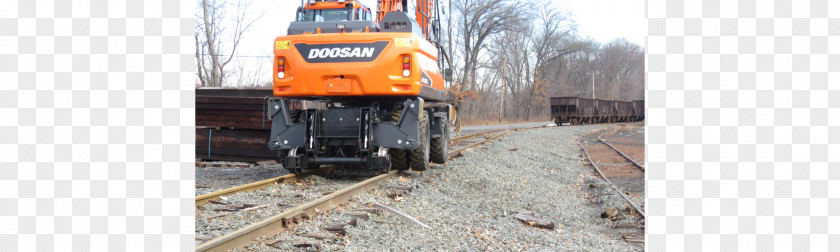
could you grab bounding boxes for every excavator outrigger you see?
[268,0,455,174]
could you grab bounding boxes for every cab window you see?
[297,9,305,21]
[354,8,372,21]
[298,8,352,22]
[316,9,350,21]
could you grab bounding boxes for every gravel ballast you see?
[196,164,289,196]
[195,174,359,243]
[241,123,644,251]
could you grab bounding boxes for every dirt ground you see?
[581,130,643,179]
[600,122,645,165]
[195,162,288,195]
[579,122,645,212]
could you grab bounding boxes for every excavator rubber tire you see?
[409,112,430,171]
[429,117,448,164]
[388,109,410,171]
[389,149,409,170]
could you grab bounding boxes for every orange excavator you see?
[268,0,455,174]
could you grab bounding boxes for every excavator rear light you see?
[402,56,410,77]
[277,58,286,79]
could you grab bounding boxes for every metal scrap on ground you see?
[373,202,431,229]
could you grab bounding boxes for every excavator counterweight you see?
[268,0,454,174]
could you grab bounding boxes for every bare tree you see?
[196,0,263,87]
[490,22,531,121]
[521,6,581,120]
[596,38,644,100]
[233,51,274,88]
[451,0,527,105]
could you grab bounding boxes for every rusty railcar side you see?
[632,100,645,121]
[551,97,644,125]
[577,98,597,124]
[595,100,615,123]
[550,97,597,124]
[615,101,633,122]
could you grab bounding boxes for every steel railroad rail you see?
[578,130,646,218]
[195,130,512,251]
[597,129,645,170]
[196,169,317,209]
[194,129,511,208]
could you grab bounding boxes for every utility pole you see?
[587,72,596,99]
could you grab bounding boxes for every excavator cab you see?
[295,1,373,22]
[288,0,378,34]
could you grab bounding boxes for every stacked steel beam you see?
[195,89,291,162]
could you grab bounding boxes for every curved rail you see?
[597,130,645,170]
[578,135,646,219]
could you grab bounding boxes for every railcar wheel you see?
[277,149,293,173]
[284,148,303,175]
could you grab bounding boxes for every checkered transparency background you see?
[0,1,195,251]
[647,0,840,251]
[2,0,839,251]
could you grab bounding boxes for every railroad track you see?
[195,130,513,251]
[597,129,644,170]
[196,168,321,209]
[194,123,593,213]
[578,127,646,218]
[194,129,511,209]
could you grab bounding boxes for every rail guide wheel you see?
[284,147,318,175]
[286,148,303,175]
[376,147,392,174]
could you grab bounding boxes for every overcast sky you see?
[231,0,645,57]
[217,0,644,85]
